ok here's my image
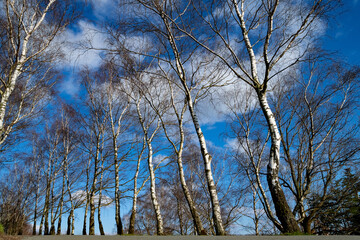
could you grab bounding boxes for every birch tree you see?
[154,76,208,235]
[125,56,208,235]
[225,85,281,234]
[273,59,360,233]
[102,63,132,235]
[226,56,360,234]
[111,1,230,234]
[170,0,342,233]
[128,134,148,234]
[135,95,164,235]
[0,0,76,151]
[57,103,81,236]
[80,69,112,235]
[39,122,62,235]
[0,161,36,235]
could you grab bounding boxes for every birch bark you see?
[159,13,225,235]
[128,137,147,234]
[56,173,66,235]
[107,92,128,235]
[136,99,164,235]
[89,145,100,235]
[157,80,207,235]
[82,156,92,235]
[0,0,57,145]
[257,91,300,233]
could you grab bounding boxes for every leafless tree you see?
[0,0,77,152]
[127,134,149,235]
[101,62,133,235]
[0,163,34,235]
[273,58,360,233]
[108,0,233,234]
[134,94,164,235]
[79,69,113,235]
[168,0,343,233]
[225,56,360,234]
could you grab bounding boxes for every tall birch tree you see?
[0,0,76,151]
[170,0,342,233]
[112,1,229,234]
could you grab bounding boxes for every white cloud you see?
[88,0,118,20]
[55,20,109,96]
[225,138,241,152]
[153,154,170,166]
[73,190,113,207]
[59,77,81,97]
[59,20,108,69]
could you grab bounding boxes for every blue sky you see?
[323,0,360,65]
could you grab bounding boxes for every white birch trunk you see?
[177,150,207,235]
[257,91,300,233]
[160,15,225,234]
[0,0,56,144]
[83,156,92,235]
[136,100,164,235]
[128,138,145,234]
[147,142,164,235]
[160,84,207,235]
[114,154,123,235]
[187,97,225,235]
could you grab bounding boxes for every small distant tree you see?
[0,165,34,235]
[311,168,360,235]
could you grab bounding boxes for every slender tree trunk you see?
[177,152,207,235]
[161,82,207,235]
[44,185,50,235]
[39,214,44,235]
[147,143,164,235]
[43,157,52,235]
[67,213,71,235]
[65,164,75,235]
[56,208,62,235]
[136,100,164,235]
[177,198,184,235]
[57,173,66,235]
[33,186,39,235]
[257,91,300,233]
[83,190,89,235]
[97,189,105,235]
[187,98,225,235]
[302,217,312,234]
[66,206,75,235]
[83,156,92,235]
[128,144,143,235]
[89,153,99,235]
[71,211,75,235]
[114,146,123,235]
[49,171,58,235]
[160,15,224,234]
[89,192,96,235]
[128,203,137,234]
[252,188,259,236]
[97,158,105,236]
[109,100,128,235]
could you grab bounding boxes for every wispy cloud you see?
[59,76,80,97]
[61,20,107,68]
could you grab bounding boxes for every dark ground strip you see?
[17,235,360,240]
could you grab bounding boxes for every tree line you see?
[0,0,359,236]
